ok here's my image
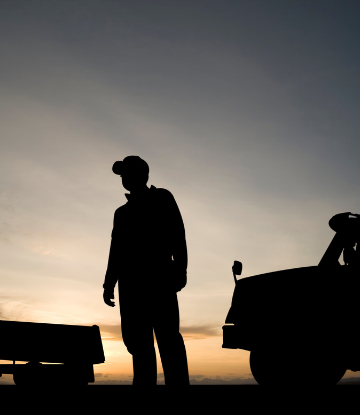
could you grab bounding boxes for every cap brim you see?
[112,161,123,175]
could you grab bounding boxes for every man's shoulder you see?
[151,186,174,200]
[114,202,130,216]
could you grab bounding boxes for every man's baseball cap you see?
[112,156,149,176]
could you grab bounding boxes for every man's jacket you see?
[103,185,187,292]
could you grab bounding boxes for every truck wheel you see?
[13,371,88,387]
[250,349,347,385]
[250,349,314,385]
[13,372,43,386]
[310,353,346,385]
[13,363,43,386]
[250,349,282,385]
[13,372,27,386]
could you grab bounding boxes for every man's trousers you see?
[118,285,190,385]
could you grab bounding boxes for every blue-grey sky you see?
[1,0,360,383]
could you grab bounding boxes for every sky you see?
[1,0,360,385]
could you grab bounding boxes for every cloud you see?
[0,296,33,322]
[98,324,122,341]
[0,304,5,320]
[180,324,221,340]
[31,246,68,258]
[94,373,108,378]
[98,323,221,342]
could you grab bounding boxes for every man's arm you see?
[172,214,188,272]
[103,213,119,307]
[161,189,188,291]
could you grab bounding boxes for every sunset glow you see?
[1,1,360,385]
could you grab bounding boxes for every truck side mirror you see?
[232,260,242,276]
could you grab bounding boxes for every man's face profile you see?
[121,171,148,192]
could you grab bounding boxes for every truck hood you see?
[225,265,348,324]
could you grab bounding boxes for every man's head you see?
[112,156,149,192]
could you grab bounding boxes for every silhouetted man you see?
[103,156,190,385]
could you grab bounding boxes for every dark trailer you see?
[0,320,105,386]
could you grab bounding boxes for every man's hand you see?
[174,268,187,293]
[103,288,115,307]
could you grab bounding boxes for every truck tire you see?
[13,371,88,387]
[250,349,282,385]
[13,362,43,386]
[13,363,89,387]
[13,372,28,386]
[250,349,347,385]
[309,351,346,385]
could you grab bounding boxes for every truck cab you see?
[222,212,360,385]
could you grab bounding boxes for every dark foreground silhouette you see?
[103,156,190,385]
[0,321,104,386]
[223,212,360,385]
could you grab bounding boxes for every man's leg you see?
[153,292,190,385]
[119,289,157,385]
[131,331,157,385]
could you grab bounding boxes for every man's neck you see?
[125,185,150,201]
[130,185,150,196]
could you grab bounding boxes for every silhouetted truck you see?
[222,212,360,385]
[0,320,105,386]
